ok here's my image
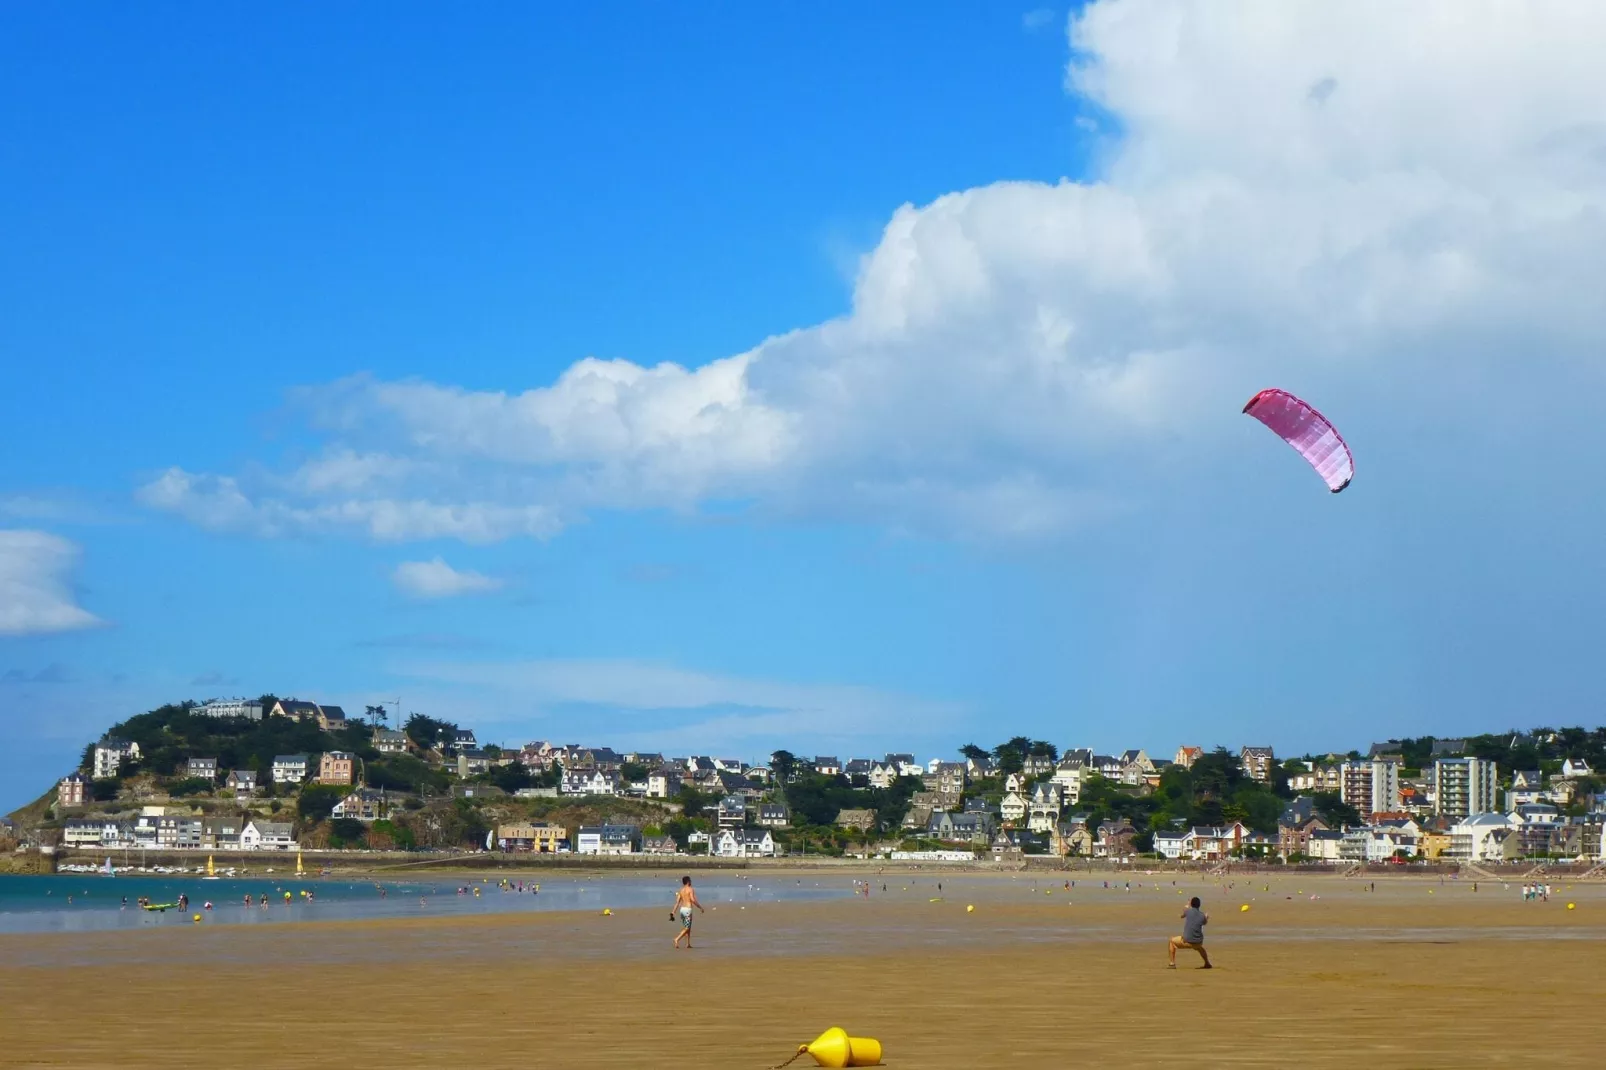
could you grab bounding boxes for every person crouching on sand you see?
[671,875,705,949]
[1168,897,1212,969]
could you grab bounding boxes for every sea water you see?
[0,871,847,934]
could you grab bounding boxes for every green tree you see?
[1312,791,1360,829]
[770,750,799,783]
[620,761,648,783]
[403,713,457,751]
[958,743,988,761]
[329,817,367,847]
[298,784,343,824]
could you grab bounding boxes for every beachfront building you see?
[157,815,204,849]
[272,754,309,784]
[62,819,126,847]
[131,812,161,848]
[641,833,678,855]
[497,821,568,852]
[1240,746,1275,783]
[1341,758,1402,818]
[93,737,140,779]
[1448,813,1519,862]
[1278,816,1329,859]
[319,751,355,786]
[713,828,776,858]
[1054,817,1095,857]
[1511,804,1565,856]
[197,699,263,721]
[1434,757,1499,820]
[575,824,637,855]
[201,816,243,849]
[57,773,89,808]
[927,810,993,844]
[239,820,296,850]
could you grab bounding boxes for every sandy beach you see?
[2,872,1601,1068]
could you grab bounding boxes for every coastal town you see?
[9,696,1606,873]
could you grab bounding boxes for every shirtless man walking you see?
[671,875,705,949]
[1168,896,1212,969]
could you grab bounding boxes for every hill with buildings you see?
[6,697,1606,867]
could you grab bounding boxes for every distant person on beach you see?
[671,876,704,949]
[1168,897,1212,969]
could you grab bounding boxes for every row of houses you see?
[61,812,296,851]
[492,822,779,859]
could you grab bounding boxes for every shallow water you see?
[0,872,850,933]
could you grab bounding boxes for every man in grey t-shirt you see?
[1168,896,1213,969]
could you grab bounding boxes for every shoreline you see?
[30,847,1606,881]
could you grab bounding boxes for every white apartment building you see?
[198,699,263,721]
[1342,758,1402,817]
[1435,757,1499,820]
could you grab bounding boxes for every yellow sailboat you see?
[202,854,219,880]
[295,849,305,877]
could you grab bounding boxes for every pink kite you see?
[1242,388,1354,493]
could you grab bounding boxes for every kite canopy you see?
[1242,388,1354,493]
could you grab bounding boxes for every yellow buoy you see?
[966,904,975,913]
[1567,902,1576,910]
[1240,904,1250,912]
[192,913,202,923]
[602,908,613,916]
[794,1027,882,1068]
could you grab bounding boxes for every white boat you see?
[101,857,115,877]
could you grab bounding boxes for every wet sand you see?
[3,873,1601,1068]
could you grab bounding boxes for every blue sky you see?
[4,2,1605,809]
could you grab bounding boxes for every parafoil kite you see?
[1242,388,1353,493]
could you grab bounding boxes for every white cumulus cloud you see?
[139,0,1606,544]
[0,530,102,637]
[391,558,504,599]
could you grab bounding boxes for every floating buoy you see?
[966,904,975,913]
[602,908,612,916]
[1567,902,1576,910]
[781,1027,883,1068]
[192,913,202,923]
